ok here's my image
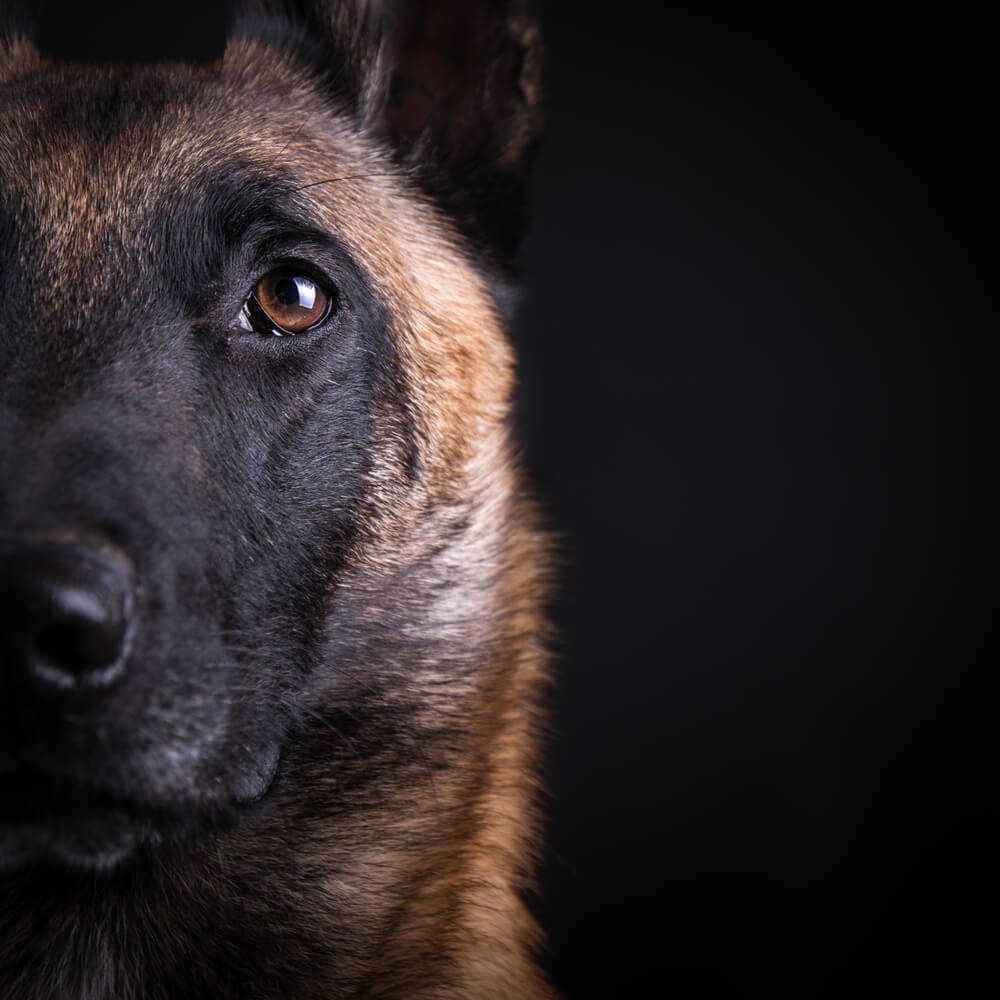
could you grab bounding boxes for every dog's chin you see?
[0,804,156,872]
[0,745,282,873]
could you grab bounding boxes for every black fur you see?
[0,80,398,865]
[0,2,550,997]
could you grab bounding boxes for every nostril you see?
[36,593,129,677]
[0,540,134,694]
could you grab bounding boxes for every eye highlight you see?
[238,268,334,336]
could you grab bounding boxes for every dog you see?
[0,1,553,996]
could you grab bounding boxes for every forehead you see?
[0,59,367,258]
[0,52,510,466]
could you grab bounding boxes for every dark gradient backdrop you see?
[18,3,993,996]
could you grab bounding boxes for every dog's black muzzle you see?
[0,368,291,871]
[0,535,145,868]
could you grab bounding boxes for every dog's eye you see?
[238,268,334,336]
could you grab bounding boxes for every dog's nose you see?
[0,540,134,694]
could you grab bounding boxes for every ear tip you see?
[1,0,34,41]
[1,2,37,77]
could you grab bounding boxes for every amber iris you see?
[245,268,332,335]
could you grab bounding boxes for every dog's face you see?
[0,1,542,871]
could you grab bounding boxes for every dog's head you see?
[0,0,542,871]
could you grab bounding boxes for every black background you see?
[21,2,992,995]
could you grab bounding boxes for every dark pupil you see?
[275,277,301,307]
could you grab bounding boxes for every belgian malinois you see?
[0,1,552,996]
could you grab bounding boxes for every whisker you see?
[290,173,399,193]
[297,704,360,757]
[316,661,380,697]
[265,120,311,171]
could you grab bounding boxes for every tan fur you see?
[0,21,553,997]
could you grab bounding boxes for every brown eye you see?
[239,268,334,336]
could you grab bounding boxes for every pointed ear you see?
[229,0,544,260]
[382,0,544,259]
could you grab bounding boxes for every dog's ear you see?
[228,0,543,260]
[381,0,544,260]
